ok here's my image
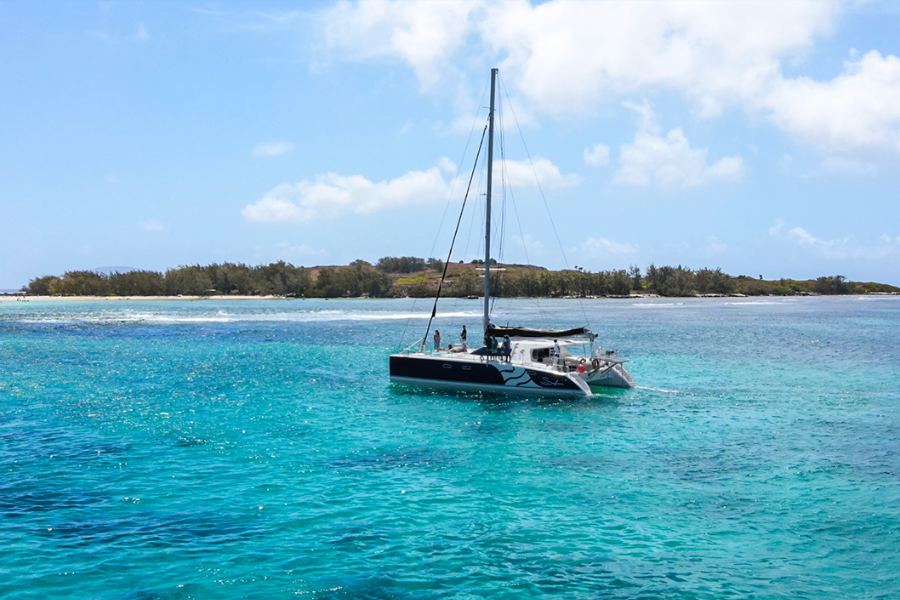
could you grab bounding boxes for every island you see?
[16,258,900,299]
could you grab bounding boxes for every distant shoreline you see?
[2,292,898,304]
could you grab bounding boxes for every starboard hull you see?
[585,364,635,389]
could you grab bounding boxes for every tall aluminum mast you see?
[483,68,497,336]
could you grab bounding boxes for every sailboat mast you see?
[483,68,497,336]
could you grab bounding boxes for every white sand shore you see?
[0,295,290,303]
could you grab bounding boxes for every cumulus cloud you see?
[253,142,294,157]
[321,0,481,90]
[323,1,836,110]
[769,218,787,236]
[242,159,456,223]
[243,154,574,224]
[320,1,900,157]
[479,0,837,117]
[584,143,610,167]
[763,51,900,153]
[498,157,580,188]
[575,236,637,257]
[770,221,900,260]
[613,103,743,188]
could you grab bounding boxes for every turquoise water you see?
[1,296,898,599]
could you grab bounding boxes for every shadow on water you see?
[0,484,108,517]
[310,575,433,600]
[113,584,204,600]
[387,383,627,412]
[43,510,259,551]
[1,425,131,462]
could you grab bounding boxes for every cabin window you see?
[531,348,551,361]
[443,364,452,369]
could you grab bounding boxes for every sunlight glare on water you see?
[1,297,898,598]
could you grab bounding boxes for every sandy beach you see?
[0,295,289,303]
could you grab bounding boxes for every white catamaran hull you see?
[585,363,634,389]
[387,68,634,399]
[390,353,592,397]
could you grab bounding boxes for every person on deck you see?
[502,335,511,361]
[460,325,467,344]
[552,339,560,367]
[433,330,441,351]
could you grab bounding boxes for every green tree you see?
[814,275,849,295]
[109,270,165,295]
[628,265,642,291]
[164,266,213,296]
[54,271,110,296]
[27,275,61,295]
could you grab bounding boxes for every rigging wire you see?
[498,73,592,331]
[490,90,507,317]
[421,123,489,352]
[399,80,489,349]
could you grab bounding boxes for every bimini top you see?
[487,324,594,339]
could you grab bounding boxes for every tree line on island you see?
[23,257,898,298]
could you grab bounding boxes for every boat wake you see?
[635,385,680,394]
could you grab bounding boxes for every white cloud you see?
[321,0,481,90]
[574,236,637,258]
[253,142,294,157]
[242,159,456,224]
[614,103,743,188]
[139,219,163,231]
[480,0,837,117]
[136,23,148,42]
[763,51,900,153]
[789,227,818,245]
[770,221,900,260]
[324,1,837,110]
[498,157,580,188]
[584,143,610,167]
[319,2,900,158]
[769,218,787,236]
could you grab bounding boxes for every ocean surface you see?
[1,296,898,599]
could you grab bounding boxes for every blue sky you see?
[3,0,900,289]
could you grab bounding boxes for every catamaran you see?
[389,68,634,397]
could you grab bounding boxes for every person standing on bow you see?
[460,325,468,350]
[433,330,441,351]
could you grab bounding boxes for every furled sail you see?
[487,324,594,339]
